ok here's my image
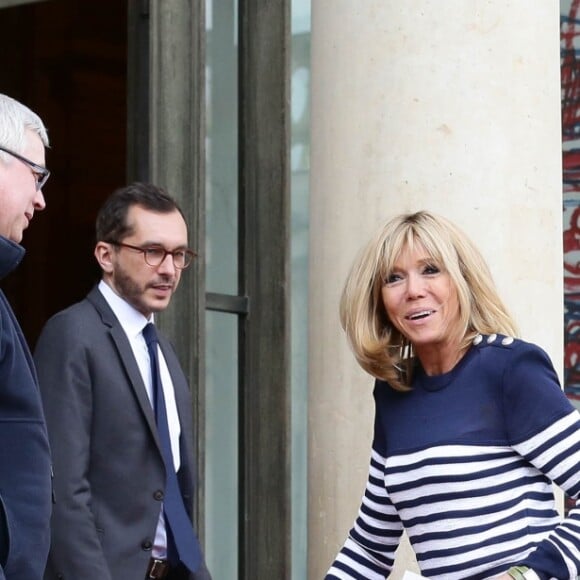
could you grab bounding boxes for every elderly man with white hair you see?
[0,93,52,580]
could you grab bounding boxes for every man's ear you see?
[94,242,114,274]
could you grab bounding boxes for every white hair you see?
[0,94,49,162]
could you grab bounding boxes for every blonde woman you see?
[326,211,580,580]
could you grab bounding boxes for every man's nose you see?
[34,189,46,211]
[157,253,177,275]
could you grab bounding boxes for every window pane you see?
[204,310,238,578]
[204,1,239,569]
[206,0,238,295]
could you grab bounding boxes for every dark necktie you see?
[142,322,202,573]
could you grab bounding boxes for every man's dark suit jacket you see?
[34,285,211,580]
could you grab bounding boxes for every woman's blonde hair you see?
[339,210,518,391]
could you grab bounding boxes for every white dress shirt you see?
[98,280,182,558]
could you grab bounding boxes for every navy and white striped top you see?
[326,335,580,580]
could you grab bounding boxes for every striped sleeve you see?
[505,342,580,579]
[513,410,580,579]
[325,448,404,579]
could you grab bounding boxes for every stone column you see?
[147,0,207,535]
[308,2,563,578]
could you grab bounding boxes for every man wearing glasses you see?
[34,183,211,580]
[0,93,52,580]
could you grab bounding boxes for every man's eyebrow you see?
[140,242,189,249]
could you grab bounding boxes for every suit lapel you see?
[86,286,161,450]
[86,286,194,477]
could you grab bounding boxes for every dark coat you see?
[0,236,52,580]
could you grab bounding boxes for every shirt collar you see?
[98,279,154,338]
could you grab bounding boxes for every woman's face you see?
[381,242,461,354]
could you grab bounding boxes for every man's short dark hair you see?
[96,182,186,243]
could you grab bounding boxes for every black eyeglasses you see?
[0,146,50,191]
[108,241,196,270]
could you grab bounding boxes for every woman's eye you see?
[385,273,402,284]
[423,264,440,275]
